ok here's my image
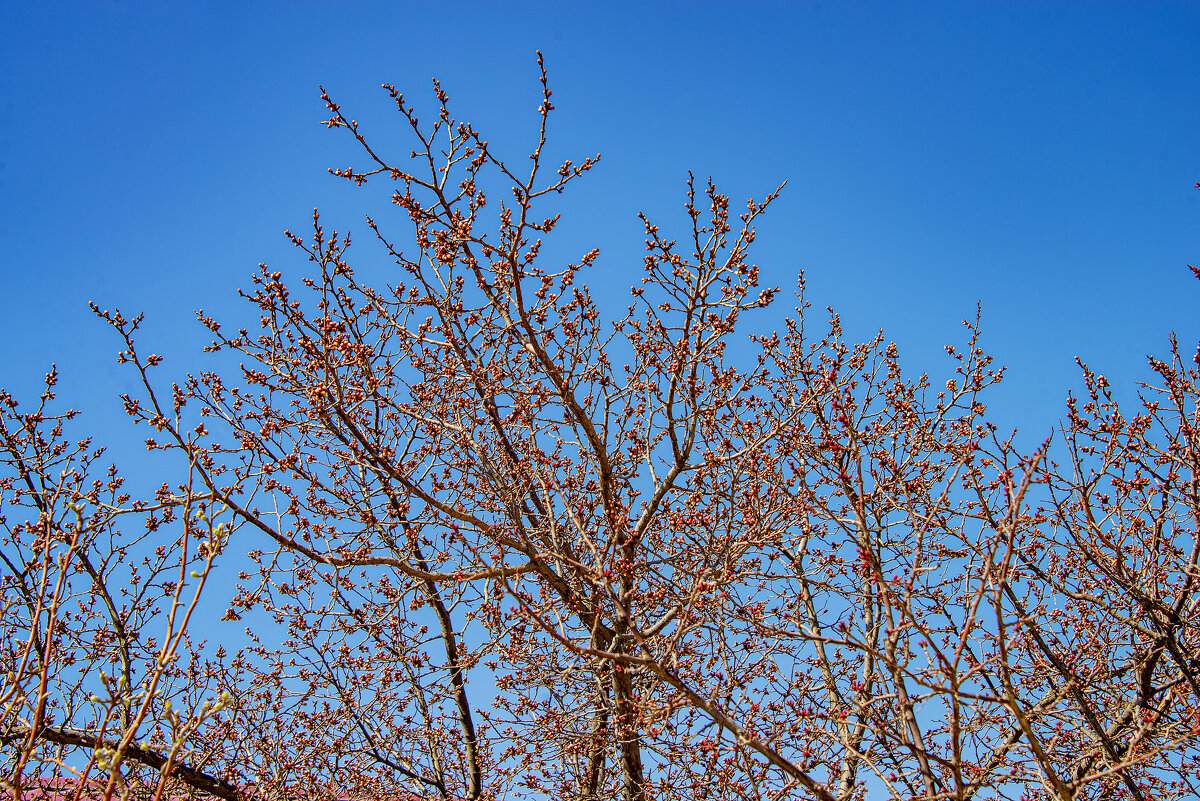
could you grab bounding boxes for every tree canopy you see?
[3,59,1200,801]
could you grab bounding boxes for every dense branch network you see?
[2,59,1199,801]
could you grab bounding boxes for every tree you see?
[3,56,1200,801]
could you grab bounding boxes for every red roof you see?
[5,778,422,801]
[3,777,108,800]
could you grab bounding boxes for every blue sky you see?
[1,4,1198,795]
[1,1,1197,456]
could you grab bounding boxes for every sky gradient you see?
[2,1,1198,458]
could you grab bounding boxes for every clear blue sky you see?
[2,1,1197,455]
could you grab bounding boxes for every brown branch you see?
[0,724,246,801]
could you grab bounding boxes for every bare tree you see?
[3,58,1199,801]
